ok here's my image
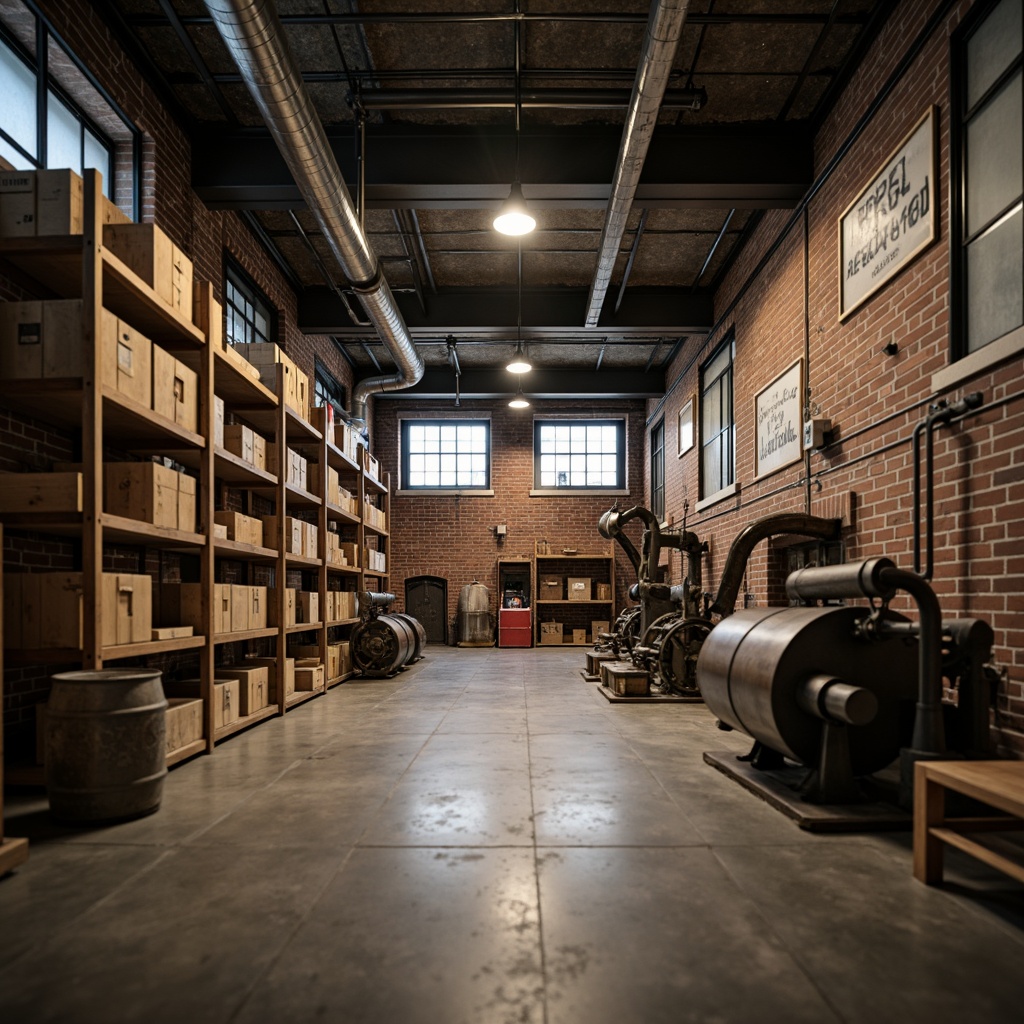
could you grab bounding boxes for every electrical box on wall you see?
[803,417,832,450]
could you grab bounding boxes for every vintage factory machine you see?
[350,592,427,678]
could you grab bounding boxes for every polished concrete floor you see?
[2,647,1024,1023]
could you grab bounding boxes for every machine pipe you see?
[785,556,896,603]
[796,674,878,727]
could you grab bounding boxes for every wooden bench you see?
[914,760,1024,885]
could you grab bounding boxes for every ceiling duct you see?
[202,0,422,426]
[584,0,691,329]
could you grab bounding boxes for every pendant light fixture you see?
[494,6,535,236]
[506,240,533,373]
[508,378,530,409]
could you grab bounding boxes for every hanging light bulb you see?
[508,379,530,409]
[506,341,532,373]
[493,182,536,236]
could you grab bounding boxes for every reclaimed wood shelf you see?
[286,689,322,709]
[214,705,279,743]
[166,738,206,768]
[326,617,360,628]
[212,537,279,563]
[286,622,323,633]
[326,563,361,576]
[536,599,613,605]
[326,672,354,689]
[211,627,278,646]
[362,521,389,538]
[285,552,322,569]
[325,501,360,525]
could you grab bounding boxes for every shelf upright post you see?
[317,408,328,679]
[274,376,287,713]
[195,282,217,753]
[81,170,104,670]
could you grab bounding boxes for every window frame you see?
[224,258,276,348]
[398,416,493,495]
[944,0,1024,387]
[697,335,736,509]
[530,417,628,496]
[650,417,665,523]
[313,357,346,418]
[0,5,138,215]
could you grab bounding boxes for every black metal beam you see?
[299,287,714,336]
[372,364,665,400]
[192,124,811,210]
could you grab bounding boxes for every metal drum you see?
[351,614,417,677]
[696,605,918,775]
[457,581,493,646]
[45,669,168,824]
[392,612,427,662]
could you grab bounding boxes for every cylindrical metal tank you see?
[696,605,918,775]
[457,581,493,646]
[45,669,168,824]
[351,614,417,676]
[392,612,427,661]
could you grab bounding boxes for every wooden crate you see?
[165,698,203,754]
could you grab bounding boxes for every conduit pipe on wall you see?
[584,0,691,329]
[202,0,423,426]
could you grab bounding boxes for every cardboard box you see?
[212,679,239,729]
[0,169,36,236]
[302,521,318,559]
[0,472,82,514]
[101,572,152,647]
[263,515,302,554]
[217,665,269,716]
[39,573,84,648]
[244,656,295,701]
[213,523,228,540]
[0,300,43,378]
[42,299,85,378]
[295,664,324,692]
[591,620,611,639]
[339,542,359,566]
[194,286,223,347]
[249,585,268,630]
[572,628,588,645]
[267,588,297,627]
[540,632,564,646]
[539,621,562,646]
[297,591,319,624]
[230,584,250,632]
[223,423,254,464]
[251,430,266,471]
[568,577,591,601]
[268,445,307,489]
[233,341,282,375]
[595,583,612,601]
[104,461,179,529]
[35,169,83,236]
[214,511,263,547]
[177,472,196,534]
[165,697,203,754]
[103,309,152,407]
[213,395,225,448]
[151,626,194,640]
[540,578,563,599]
[151,344,197,432]
[103,222,174,307]
[158,581,230,635]
[170,242,193,320]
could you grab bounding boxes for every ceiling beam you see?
[299,287,713,336]
[192,125,811,211]
[372,365,665,400]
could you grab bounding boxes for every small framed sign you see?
[677,397,694,456]
[754,359,803,480]
[839,106,937,320]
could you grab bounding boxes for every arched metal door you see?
[405,576,447,644]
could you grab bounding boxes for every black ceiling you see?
[97,0,892,394]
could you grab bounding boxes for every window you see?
[225,262,274,347]
[533,419,626,491]
[0,3,136,211]
[953,0,1023,359]
[314,358,346,417]
[700,336,735,501]
[650,418,665,522]
[401,419,490,489]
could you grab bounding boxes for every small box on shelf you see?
[152,344,198,432]
[568,577,591,601]
[0,169,36,236]
[165,697,203,754]
[539,621,563,646]
[295,663,324,691]
[297,591,319,623]
[244,656,296,701]
[0,472,82,514]
[170,678,239,730]
[217,666,270,716]
[595,583,612,601]
[214,510,263,547]
[267,588,297,627]
[540,579,563,599]
[263,515,303,555]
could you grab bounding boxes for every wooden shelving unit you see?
[0,170,393,771]
[533,542,616,647]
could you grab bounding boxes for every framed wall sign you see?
[838,106,937,320]
[677,397,694,456]
[754,359,803,480]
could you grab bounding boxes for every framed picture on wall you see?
[838,106,937,320]
[753,359,803,480]
[677,398,694,456]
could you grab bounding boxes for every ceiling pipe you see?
[584,0,691,329]
[202,0,422,427]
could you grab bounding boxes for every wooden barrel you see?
[45,669,168,824]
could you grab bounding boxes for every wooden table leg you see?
[913,765,946,884]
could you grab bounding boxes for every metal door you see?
[405,576,447,644]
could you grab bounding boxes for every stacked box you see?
[568,577,591,601]
[151,344,198,433]
[262,515,303,554]
[214,511,264,547]
[539,621,563,646]
[170,678,239,730]
[267,588,297,627]
[363,548,386,573]
[0,299,83,379]
[295,664,325,691]
[591,620,611,638]
[267,445,308,490]
[216,665,270,715]
[595,583,612,601]
[297,591,319,624]
[0,472,82,515]
[104,462,196,531]
[158,582,231,635]
[103,222,193,319]
[0,169,36,236]
[244,656,296,701]
[165,697,203,754]
[572,628,588,645]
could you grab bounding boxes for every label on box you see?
[118,341,133,372]
[18,322,40,346]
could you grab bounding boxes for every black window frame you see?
[0,4,138,215]
[313,357,346,417]
[400,418,492,491]
[224,259,276,348]
[532,418,627,492]
[650,417,665,522]
[700,334,736,501]
[950,0,1024,361]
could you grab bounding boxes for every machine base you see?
[597,684,703,704]
[702,751,912,832]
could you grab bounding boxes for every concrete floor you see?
[2,647,1024,1023]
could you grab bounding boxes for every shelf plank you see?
[326,441,360,473]
[166,738,206,768]
[286,622,323,633]
[284,483,322,507]
[536,599,613,605]
[103,635,207,660]
[536,553,614,560]
[214,447,277,486]
[212,347,277,408]
[211,627,278,646]
[363,473,387,494]
[326,671,354,689]
[213,538,280,563]
[325,501,360,525]
[214,705,279,742]
[327,563,361,576]
[285,553,322,569]
[286,689,322,709]
[362,521,389,538]
[0,837,30,875]
[326,617,360,628]
[101,513,207,549]
[284,407,322,443]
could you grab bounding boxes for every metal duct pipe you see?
[202,0,422,426]
[584,0,691,328]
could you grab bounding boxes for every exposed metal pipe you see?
[353,87,706,111]
[202,0,423,426]
[584,0,691,328]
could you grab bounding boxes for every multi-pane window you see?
[0,6,132,206]
[534,420,625,490]
[314,358,345,417]
[700,336,735,499]
[402,420,490,489]
[650,418,665,521]
[954,0,1023,357]
[225,262,273,347]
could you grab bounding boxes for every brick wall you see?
[648,0,1024,755]
[1,0,355,754]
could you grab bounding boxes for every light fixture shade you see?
[508,394,531,409]
[493,182,536,235]
[506,342,532,374]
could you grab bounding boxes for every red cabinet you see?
[499,608,532,648]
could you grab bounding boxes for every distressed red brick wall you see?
[649,0,1024,755]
